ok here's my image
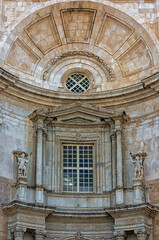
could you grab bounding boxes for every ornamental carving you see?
[134,227,150,240]
[11,225,26,238]
[13,151,32,178]
[114,230,127,240]
[42,51,114,81]
[130,152,147,181]
[75,231,83,239]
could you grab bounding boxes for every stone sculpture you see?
[130,152,147,180]
[16,152,30,177]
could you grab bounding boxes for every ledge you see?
[0,68,159,107]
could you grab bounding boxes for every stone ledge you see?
[0,68,159,107]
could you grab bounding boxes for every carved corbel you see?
[134,227,150,240]
[114,230,127,240]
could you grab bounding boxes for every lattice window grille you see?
[65,73,90,93]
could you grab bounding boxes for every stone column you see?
[105,130,112,191]
[115,120,124,204]
[11,226,26,240]
[135,228,149,240]
[36,124,44,204]
[114,230,127,240]
[110,129,116,190]
[36,126,43,186]
[35,229,46,240]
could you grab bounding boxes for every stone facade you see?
[0,0,159,240]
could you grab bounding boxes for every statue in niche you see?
[16,152,31,177]
[130,152,147,180]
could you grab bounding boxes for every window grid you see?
[65,73,90,93]
[63,145,93,193]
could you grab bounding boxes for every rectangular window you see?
[63,144,93,193]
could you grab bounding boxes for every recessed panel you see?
[117,38,153,76]
[96,15,133,55]
[7,38,39,75]
[61,9,96,43]
[25,15,61,54]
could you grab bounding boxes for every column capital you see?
[35,229,46,240]
[11,225,26,238]
[114,230,127,240]
[134,227,150,240]
[110,129,116,139]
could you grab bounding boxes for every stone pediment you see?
[29,102,127,124]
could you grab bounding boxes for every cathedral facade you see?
[0,0,159,239]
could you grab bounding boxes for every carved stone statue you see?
[16,152,30,177]
[130,152,147,180]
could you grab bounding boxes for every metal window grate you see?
[65,73,90,93]
[63,145,93,193]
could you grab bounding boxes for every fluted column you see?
[36,120,44,204]
[135,228,149,240]
[36,127,43,186]
[105,130,112,191]
[116,120,123,188]
[110,129,116,190]
[11,226,26,240]
[115,120,124,204]
[114,230,127,240]
[35,229,46,240]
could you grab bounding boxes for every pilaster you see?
[36,120,44,204]
[115,120,123,204]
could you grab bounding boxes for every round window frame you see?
[62,68,93,93]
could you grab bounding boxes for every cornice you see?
[0,68,159,107]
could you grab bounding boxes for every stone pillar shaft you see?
[115,121,123,189]
[111,130,116,189]
[36,127,43,186]
[105,130,112,191]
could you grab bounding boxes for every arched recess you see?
[1,1,159,92]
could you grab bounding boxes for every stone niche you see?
[3,102,159,240]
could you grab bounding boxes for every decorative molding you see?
[42,51,114,81]
[0,68,159,107]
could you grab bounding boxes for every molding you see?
[0,68,159,107]
[42,51,114,81]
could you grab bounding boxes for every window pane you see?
[63,145,93,193]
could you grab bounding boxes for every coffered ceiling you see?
[1,1,159,92]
